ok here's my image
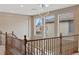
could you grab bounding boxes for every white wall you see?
[0,13,31,39]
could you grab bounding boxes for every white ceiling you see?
[0,4,77,15]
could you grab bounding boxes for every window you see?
[34,12,75,37]
[59,21,70,35]
[45,16,55,37]
[69,20,74,33]
[34,18,43,35]
[45,16,55,23]
[34,16,55,37]
[59,12,74,35]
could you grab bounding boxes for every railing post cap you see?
[60,33,62,36]
[24,35,26,38]
[5,32,7,34]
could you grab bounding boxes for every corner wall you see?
[0,13,32,39]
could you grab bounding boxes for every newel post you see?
[24,35,27,55]
[5,32,8,55]
[60,33,62,55]
[12,31,14,36]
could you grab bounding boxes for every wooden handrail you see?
[26,33,79,55]
[5,32,79,55]
[12,33,18,39]
[27,34,79,42]
[5,32,24,41]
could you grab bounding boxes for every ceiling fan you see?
[40,4,49,8]
[39,4,50,18]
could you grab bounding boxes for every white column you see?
[43,17,46,38]
[57,15,60,36]
[28,18,29,38]
[54,14,60,36]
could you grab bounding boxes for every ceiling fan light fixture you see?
[40,4,49,8]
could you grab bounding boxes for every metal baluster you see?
[5,32,8,55]
[49,39,50,55]
[31,41,32,55]
[52,38,54,55]
[57,38,59,55]
[44,39,45,55]
[42,40,44,55]
[34,41,36,55]
[51,39,53,55]
[28,42,29,55]
[60,33,62,55]
[54,38,55,55]
[37,41,38,55]
[34,41,35,55]
[48,39,49,55]
[50,39,52,55]
[29,42,31,55]
[52,39,54,55]
[39,40,40,55]
[46,40,47,55]
[71,37,73,55]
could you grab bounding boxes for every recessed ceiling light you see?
[20,5,24,8]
